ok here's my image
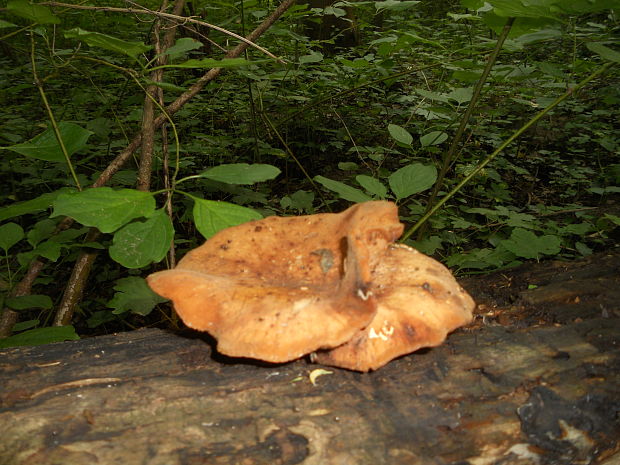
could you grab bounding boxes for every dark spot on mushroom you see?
[422,282,432,292]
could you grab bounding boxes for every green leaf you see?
[314,176,373,203]
[587,42,620,64]
[64,28,152,60]
[0,222,24,252]
[52,188,155,233]
[375,0,420,11]
[7,0,60,24]
[388,163,437,200]
[162,37,203,59]
[107,277,168,316]
[299,51,324,64]
[0,326,79,349]
[5,294,53,310]
[12,319,39,332]
[192,197,262,239]
[356,175,388,199]
[32,241,62,262]
[109,209,174,269]
[152,57,265,70]
[4,122,92,163]
[446,87,473,104]
[500,228,561,259]
[387,124,413,146]
[0,19,19,29]
[420,131,448,147]
[198,163,281,185]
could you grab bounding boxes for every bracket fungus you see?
[147,201,474,371]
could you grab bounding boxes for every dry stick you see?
[50,0,295,327]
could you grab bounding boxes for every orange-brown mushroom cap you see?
[147,201,404,363]
[311,244,475,371]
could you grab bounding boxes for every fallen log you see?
[1,250,619,465]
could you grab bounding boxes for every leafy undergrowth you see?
[0,0,618,346]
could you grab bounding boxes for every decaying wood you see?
[1,251,619,465]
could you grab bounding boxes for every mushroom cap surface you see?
[312,244,475,371]
[147,201,404,363]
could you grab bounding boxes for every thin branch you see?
[42,1,284,63]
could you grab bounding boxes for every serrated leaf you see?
[0,222,24,252]
[52,188,155,233]
[199,163,281,185]
[388,163,437,200]
[5,123,92,163]
[107,277,167,316]
[192,197,262,239]
[500,228,561,259]
[420,131,448,147]
[5,294,53,310]
[64,28,152,60]
[0,326,79,349]
[314,176,372,203]
[387,124,413,146]
[7,0,60,24]
[356,175,388,199]
[109,209,174,269]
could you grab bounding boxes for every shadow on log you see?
[1,250,619,464]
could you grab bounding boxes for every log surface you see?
[1,250,619,465]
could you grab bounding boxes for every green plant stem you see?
[401,60,616,242]
[30,33,82,190]
[416,17,515,239]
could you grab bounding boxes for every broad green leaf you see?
[109,209,174,269]
[314,176,372,203]
[52,188,155,233]
[162,37,202,59]
[375,0,420,11]
[152,57,266,70]
[388,164,437,200]
[32,241,62,262]
[415,88,450,103]
[447,87,473,104]
[192,197,262,239]
[387,124,413,146]
[356,175,388,199]
[587,42,620,64]
[107,277,167,316]
[420,131,448,147]
[280,190,315,213]
[199,163,281,185]
[500,228,561,259]
[7,0,60,24]
[0,326,79,349]
[27,219,56,247]
[5,294,53,310]
[4,123,92,163]
[12,319,39,332]
[0,222,24,252]
[300,51,324,64]
[64,28,152,60]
